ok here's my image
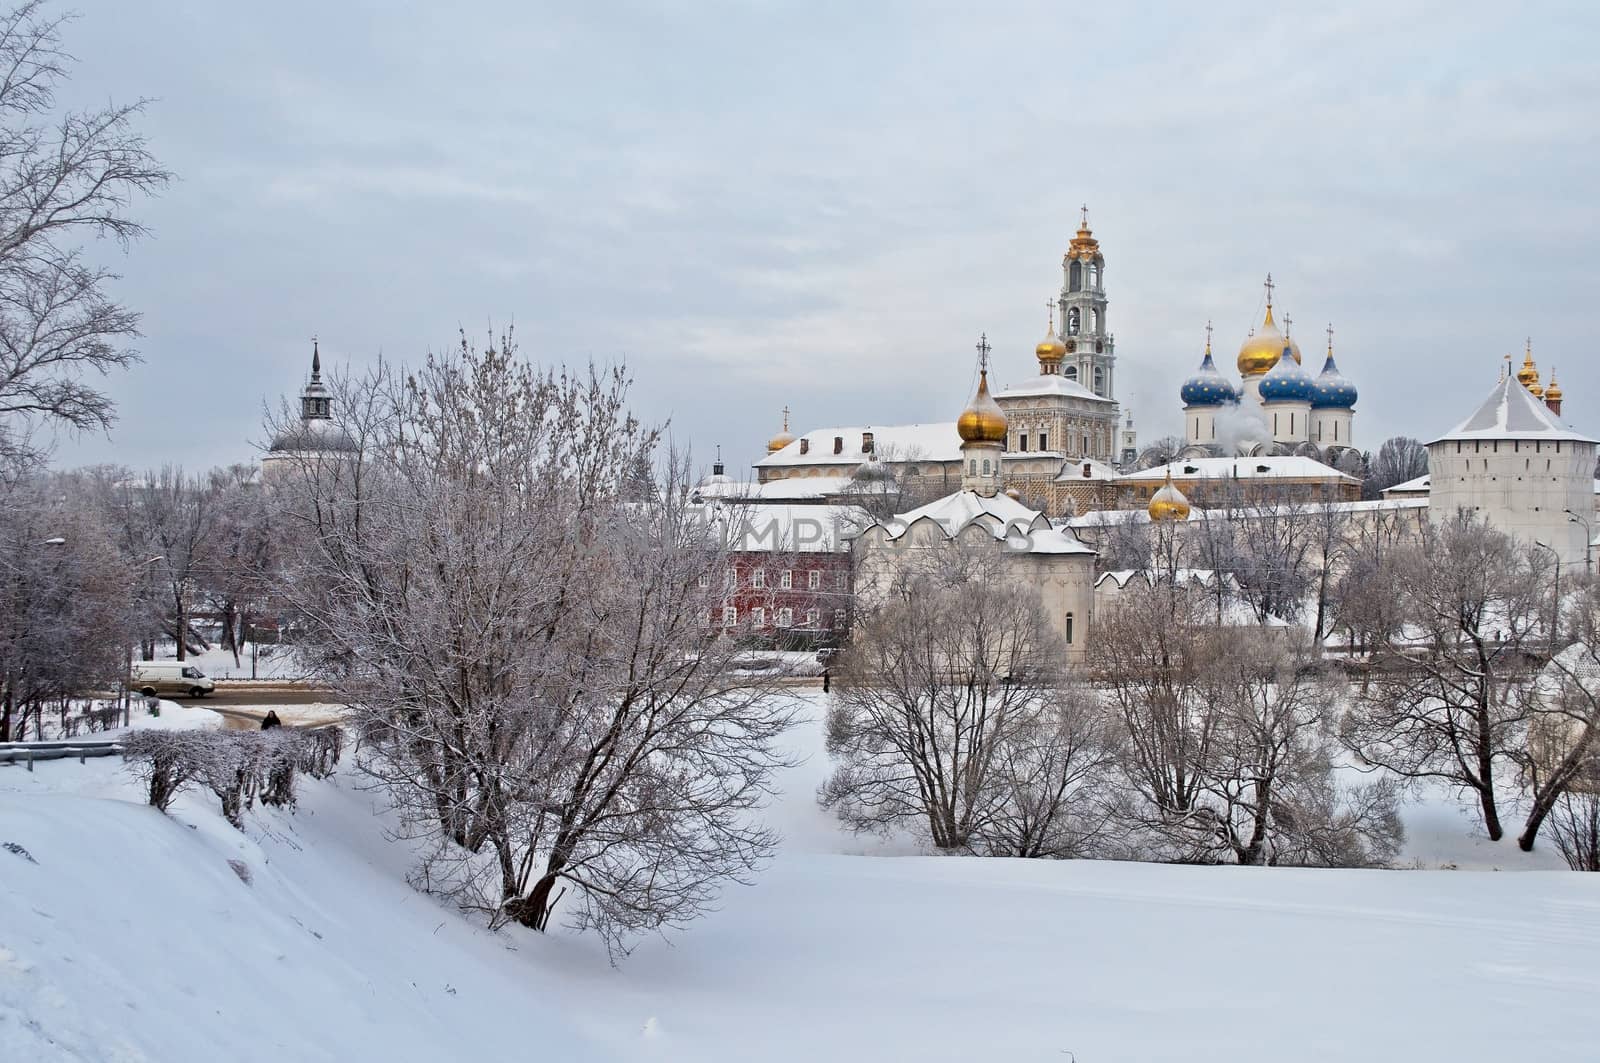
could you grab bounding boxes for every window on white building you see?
[697,573,709,589]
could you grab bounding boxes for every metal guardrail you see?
[0,739,123,770]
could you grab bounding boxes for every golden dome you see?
[1516,341,1540,392]
[1147,469,1191,522]
[1237,303,1285,376]
[766,406,796,453]
[1545,369,1564,402]
[1036,306,1065,364]
[957,369,1008,444]
[1004,486,1023,501]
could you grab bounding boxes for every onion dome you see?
[1004,486,1023,501]
[1284,332,1303,366]
[1516,340,1541,392]
[1237,305,1285,376]
[766,406,796,453]
[1036,306,1066,366]
[1545,369,1564,404]
[1147,469,1191,522]
[1310,341,1358,410]
[1258,341,1315,403]
[1180,329,1237,407]
[957,369,1008,444]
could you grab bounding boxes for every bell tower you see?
[1058,206,1115,400]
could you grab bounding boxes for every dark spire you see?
[311,336,322,382]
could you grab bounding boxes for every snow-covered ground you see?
[2,691,1595,1062]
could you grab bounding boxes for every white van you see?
[129,661,215,698]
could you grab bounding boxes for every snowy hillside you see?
[3,694,1596,1062]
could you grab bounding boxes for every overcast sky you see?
[51,0,1600,474]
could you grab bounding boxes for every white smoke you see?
[1212,401,1269,456]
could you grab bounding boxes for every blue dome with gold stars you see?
[1258,343,1315,403]
[1310,352,1358,409]
[1180,350,1237,407]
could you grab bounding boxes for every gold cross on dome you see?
[1326,323,1334,353]
[1264,273,1275,306]
[1080,204,1089,227]
[1204,320,1213,353]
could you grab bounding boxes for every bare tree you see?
[197,464,274,667]
[1361,436,1428,500]
[0,469,133,739]
[273,332,796,955]
[0,1,169,462]
[1515,589,1600,851]
[1342,513,1541,840]
[123,466,217,660]
[821,547,1113,855]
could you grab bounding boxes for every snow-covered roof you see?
[691,475,757,501]
[754,476,856,501]
[1122,456,1360,485]
[866,489,1094,556]
[755,423,961,468]
[1382,474,1431,496]
[1430,374,1597,445]
[1053,458,1123,482]
[993,375,1116,404]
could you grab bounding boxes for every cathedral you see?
[1178,276,1360,459]
[755,210,1130,515]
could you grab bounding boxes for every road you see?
[177,683,347,730]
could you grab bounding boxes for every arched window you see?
[1064,365,1078,381]
[981,459,991,474]
[1069,260,1082,292]
[1093,367,1104,394]
[1087,264,1098,289]
[1065,612,1074,644]
[1090,309,1099,334]
[1067,308,1080,335]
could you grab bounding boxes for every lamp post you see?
[1533,540,1560,661]
[1565,509,1593,574]
[123,555,164,727]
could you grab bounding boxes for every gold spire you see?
[765,404,797,453]
[1545,367,1563,402]
[1516,338,1541,393]
[1205,320,1213,356]
[1147,468,1191,522]
[1067,203,1101,261]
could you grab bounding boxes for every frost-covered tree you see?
[821,548,1115,855]
[1342,513,1542,841]
[0,1,168,463]
[273,332,796,954]
[0,470,133,739]
[1093,580,1400,866]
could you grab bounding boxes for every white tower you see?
[1058,207,1116,399]
[1427,362,1596,565]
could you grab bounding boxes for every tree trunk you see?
[1478,782,1503,842]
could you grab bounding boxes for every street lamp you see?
[1533,540,1560,660]
[1565,509,1593,573]
[123,555,164,727]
